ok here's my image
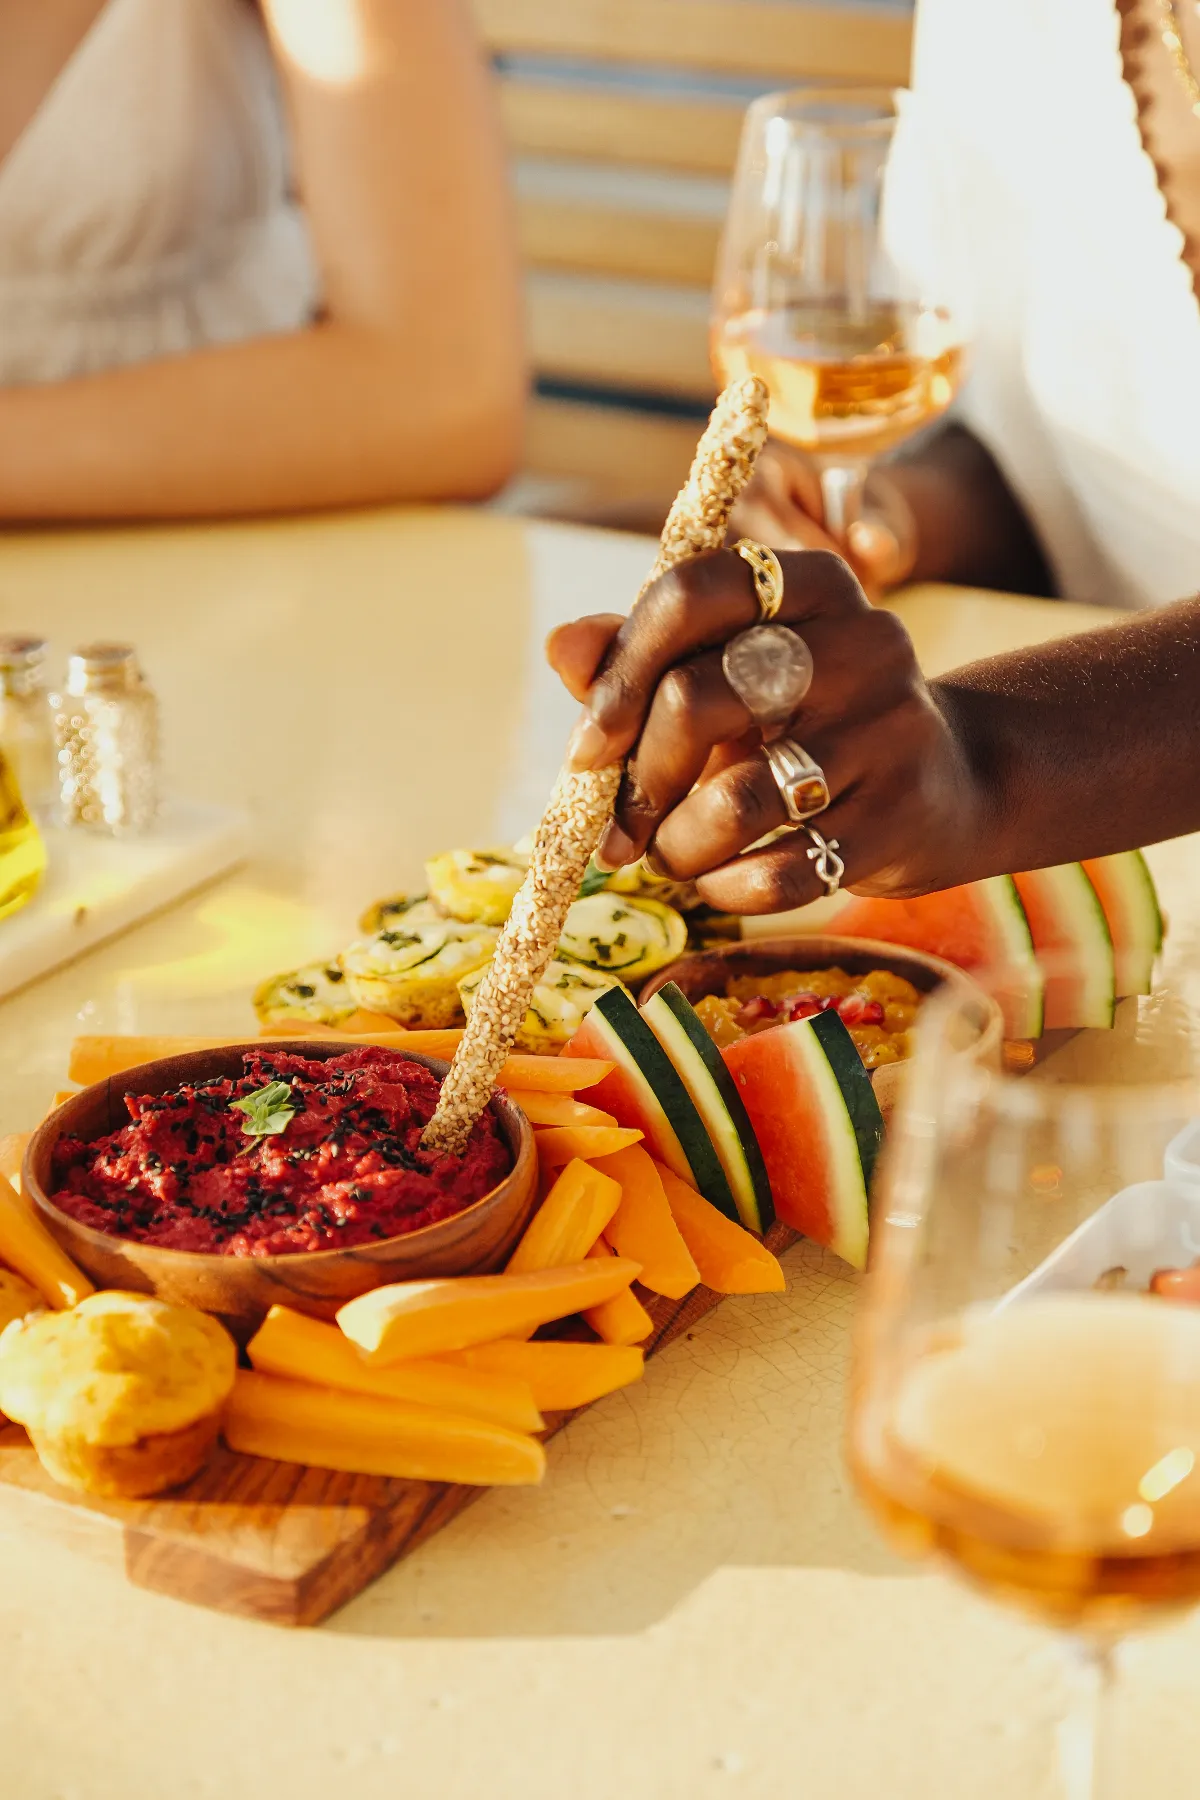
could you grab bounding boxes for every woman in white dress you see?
[734,0,1200,612]
[0,0,524,518]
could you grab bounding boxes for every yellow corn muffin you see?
[0,1291,237,1498]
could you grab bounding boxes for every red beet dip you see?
[50,1048,512,1257]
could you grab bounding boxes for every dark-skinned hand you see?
[545,547,992,916]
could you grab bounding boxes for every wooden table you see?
[1,507,1196,1800]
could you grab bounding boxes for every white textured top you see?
[0,0,320,386]
[884,0,1200,608]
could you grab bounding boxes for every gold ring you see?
[733,538,785,621]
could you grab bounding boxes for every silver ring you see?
[762,737,830,824]
[722,625,814,730]
[803,824,844,897]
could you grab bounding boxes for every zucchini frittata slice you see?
[425,846,530,926]
[253,961,364,1029]
[341,919,498,1027]
[556,894,687,984]
[357,893,445,935]
[602,861,702,913]
[458,959,626,1052]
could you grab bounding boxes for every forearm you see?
[933,596,1200,876]
[0,318,523,520]
[0,0,526,521]
[874,424,1056,597]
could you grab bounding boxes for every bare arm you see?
[880,425,1056,596]
[0,0,526,520]
[934,597,1200,878]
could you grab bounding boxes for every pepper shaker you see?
[51,644,161,834]
[0,635,57,821]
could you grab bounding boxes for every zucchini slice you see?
[340,920,498,1028]
[252,961,361,1029]
[603,861,702,913]
[426,847,530,926]
[357,894,444,935]
[557,894,687,983]
[459,959,625,1053]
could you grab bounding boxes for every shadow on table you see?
[327,1241,912,1641]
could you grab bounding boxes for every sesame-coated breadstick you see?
[422,377,770,1155]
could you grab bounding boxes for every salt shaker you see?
[0,635,57,821]
[52,644,160,833]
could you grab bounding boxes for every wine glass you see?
[848,949,1200,1796]
[711,87,965,542]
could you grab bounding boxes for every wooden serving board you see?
[0,1224,797,1627]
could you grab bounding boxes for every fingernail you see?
[593,824,635,873]
[565,715,608,772]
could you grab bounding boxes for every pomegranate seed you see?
[784,993,823,1021]
[837,995,885,1026]
[736,995,780,1026]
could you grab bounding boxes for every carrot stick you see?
[583,1240,655,1346]
[68,1034,614,1094]
[504,1090,616,1128]
[224,1371,546,1486]
[536,1126,643,1168]
[443,1340,644,1411]
[594,1146,700,1299]
[655,1161,786,1294]
[506,1158,622,1273]
[337,1258,642,1365]
[245,1305,544,1432]
[0,1176,93,1310]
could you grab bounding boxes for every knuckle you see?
[587,665,641,732]
[645,560,706,632]
[783,547,870,612]
[863,606,918,674]
[700,847,814,915]
[656,664,699,724]
[705,760,773,837]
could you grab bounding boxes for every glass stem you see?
[1057,1637,1119,1800]
[818,461,870,545]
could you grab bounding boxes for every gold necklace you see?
[1158,0,1200,115]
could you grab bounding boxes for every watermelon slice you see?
[563,986,739,1219]
[1011,866,1115,1030]
[827,877,1044,1040]
[1081,850,1163,997]
[639,981,774,1233]
[722,1011,881,1270]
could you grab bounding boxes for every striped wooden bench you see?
[474,0,914,525]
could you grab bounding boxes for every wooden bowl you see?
[640,934,1003,1121]
[22,1042,538,1343]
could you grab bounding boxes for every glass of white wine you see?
[849,949,1200,1796]
[712,87,964,541]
